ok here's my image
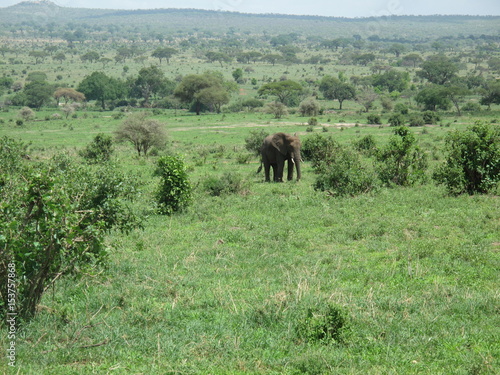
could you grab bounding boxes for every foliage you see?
[367,114,382,124]
[376,126,428,186]
[319,75,356,110]
[416,54,459,85]
[313,144,378,196]
[0,140,142,319]
[388,113,405,127]
[245,129,269,156]
[174,71,231,115]
[153,155,192,215]
[302,133,338,166]
[296,303,350,344]
[264,101,288,119]
[115,112,167,156]
[79,133,114,163]
[129,66,174,107]
[18,107,35,122]
[258,80,304,106]
[415,84,451,111]
[433,123,500,195]
[299,97,321,116]
[353,134,377,155]
[77,71,126,110]
[202,172,247,196]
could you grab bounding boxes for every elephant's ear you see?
[271,133,287,155]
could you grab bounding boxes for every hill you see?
[0,1,499,39]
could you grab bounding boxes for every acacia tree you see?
[115,112,167,156]
[151,47,178,64]
[258,80,303,105]
[54,87,85,105]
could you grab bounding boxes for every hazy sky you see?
[1,0,500,17]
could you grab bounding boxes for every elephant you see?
[259,132,302,182]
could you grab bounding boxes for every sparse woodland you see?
[0,2,499,374]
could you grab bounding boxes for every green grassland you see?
[1,3,500,374]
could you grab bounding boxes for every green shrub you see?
[388,113,405,127]
[302,133,339,166]
[367,114,382,124]
[245,129,269,156]
[353,134,377,155]
[0,143,142,319]
[296,303,349,344]
[308,117,318,126]
[79,133,114,163]
[202,172,246,196]
[422,110,441,124]
[154,155,192,215]
[433,123,500,195]
[313,145,378,196]
[376,126,428,186]
[407,113,425,127]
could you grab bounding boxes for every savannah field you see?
[0,2,499,374]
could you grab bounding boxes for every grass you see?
[1,105,499,373]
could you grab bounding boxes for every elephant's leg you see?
[276,160,285,182]
[271,164,279,182]
[264,163,271,182]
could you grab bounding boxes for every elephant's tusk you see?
[291,157,295,164]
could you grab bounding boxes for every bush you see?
[245,129,269,156]
[202,172,246,196]
[433,123,500,195]
[407,113,425,127]
[296,303,349,344]
[388,113,405,127]
[367,114,382,124]
[313,145,378,196]
[353,134,377,155]
[0,143,142,319]
[376,126,428,186]
[462,101,482,112]
[154,155,192,215]
[422,110,441,124]
[79,133,114,163]
[299,98,321,116]
[302,133,339,166]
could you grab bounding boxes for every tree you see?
[416,55,459,85]
[28,50,48,64]
[174,72,230,115]
[52,52,66,64]
[80,51,100,63]
[23,81,54,109]
[152,47,178,64]
[262,54,282,66]
[132,66,172,107]
[258,80,303,105]
[444,84,470,116]
[264,101,288,119]
[154,156,192,215]
[480,80,500,109]
[401,53,423,68]
[415,85,451,111]
[54,87,85,105]
[195,86,230,114]
[371,70,410,93]
[433,123,500,195]
[79,133,114,163]
[115,112,167,156]
[78,71,126,110]
[0,140,142,319]
[319,76,356,110]
[205,51,232,67]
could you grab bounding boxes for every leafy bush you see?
[154,155,192,215]
[299,98,321,116]
[313,145,378,196]
[296,303,349,344]
[367,114,382,124]
[422,110,441,124]
[407,113,425,127]
[353,134,377,155]
[433,123,500,195]
[376,126,428,186]
[245,129,269,156]
[115,112,167,156]
[0,141,142,319]
[202,172,246,196]
[79,133,114,163]
[302,133,339,166]
[388,113,405,127]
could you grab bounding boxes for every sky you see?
[1,0,500,17]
